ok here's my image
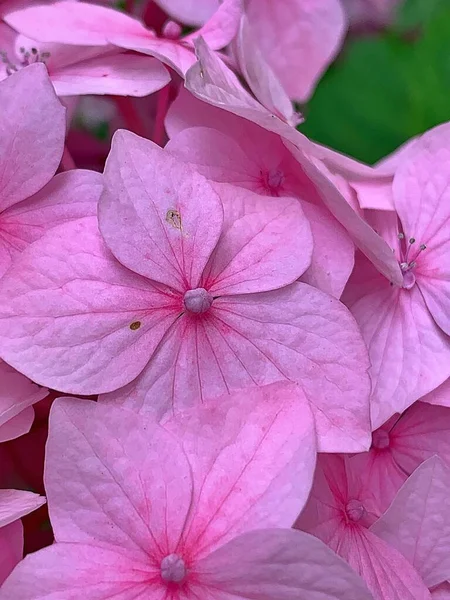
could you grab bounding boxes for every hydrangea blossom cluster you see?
[0,0,448,599]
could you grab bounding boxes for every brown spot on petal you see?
[130,321,141,330]
[166,209,182,230]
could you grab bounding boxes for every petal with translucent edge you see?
[0,218,181,394]
[0,489,45,528]
[185,0,243,50]
[0,361,47,442]
[0,170,101,278]
[100,130,223,292]
[345,253,450,429]
[390,402,450,474]
[163,382,316,556]
[45,399,193,557]
[232,16,296,125]
[197,529,373,600]
[202,195,312,295]
[102,283,371,452]
[51,54,170,97]
[0,63,65,211]
[0,521,22,585]
[246,0,346,102]
[371,456,450,588]
[0,544,156,599]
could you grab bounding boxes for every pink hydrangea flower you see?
[343,121,450,428]
[0,385,373,599]
[0,25,171,97]
[0,62,102,277]
[0,129,371,451]
[0,488,45,584]
[4,0,242,76]
[296,454,450,599]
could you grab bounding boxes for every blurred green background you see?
[299,0,450,164]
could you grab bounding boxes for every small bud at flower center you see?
[371,429,390,449]
[183,288,213,314]
[160,554,186,583]
[345,499,366,523]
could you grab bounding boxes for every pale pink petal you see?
[202,195,313,295]
[0,360,47,442]
[0,407,34,443]
[246,0,346,102]
[45,399,192,558]
[352,178,395,211]
[100,130,223,291]
[391,402,450,474]
[233,16,297,125]
[0,543,154,599]
[393,122,450,336]
[154,0,219,26]
[51,53,170,97]
[104,282,371,452]
[0,63,65,210]
[422,377,450,408]
[185,0,242,50]
[342,529,431,600]
[345,253,450,429]
[164,382,316,555]
[0,170,101,277]
[4,1,148,46]
[0,489,45,528]
[0,521,23,585]
[0,218,180,394]
[197,529,373,600]
[371,457,450,588]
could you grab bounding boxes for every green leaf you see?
[299,2,450,164]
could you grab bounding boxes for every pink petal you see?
[153,0,219,26]
[202,194,313,295]
[232,16,297,125]
[393,122,450,336]
[164,382,317,555]
[345,253,450,429]
[0,170,101,277]
[0,218,180,394]
[100,130,223,293]
[0,521,23,585]
[46,399,193,557]
[0,489,45,528]
[0,360,47,442]
[246,0,346,102]
[103,282,371,452]
[51,53,170,97]
[185,0,243,50]
[431,582,450,599]
[371,457,450,588]
[0,543,154,598]
[422,377,450,408]
[352,178,395,211]
[287,145,404,286]
[4,1,148,46]
[0,63,65,210]
[198,529,373,599]
[391,401,450,474]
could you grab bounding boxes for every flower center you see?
[162,20,182,40]
[0,46,50,77]
[261,168,285,196]
[397,233,426,290]
[183,288,213,314]
[160,554,186,584]
[371,428,390,450]
[345,499,366,523]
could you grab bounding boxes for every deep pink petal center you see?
[371,428,390,450]
[160,553,187,584]
[345,499,366,523]
[183,288,213,314]
[261,168,285,196]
